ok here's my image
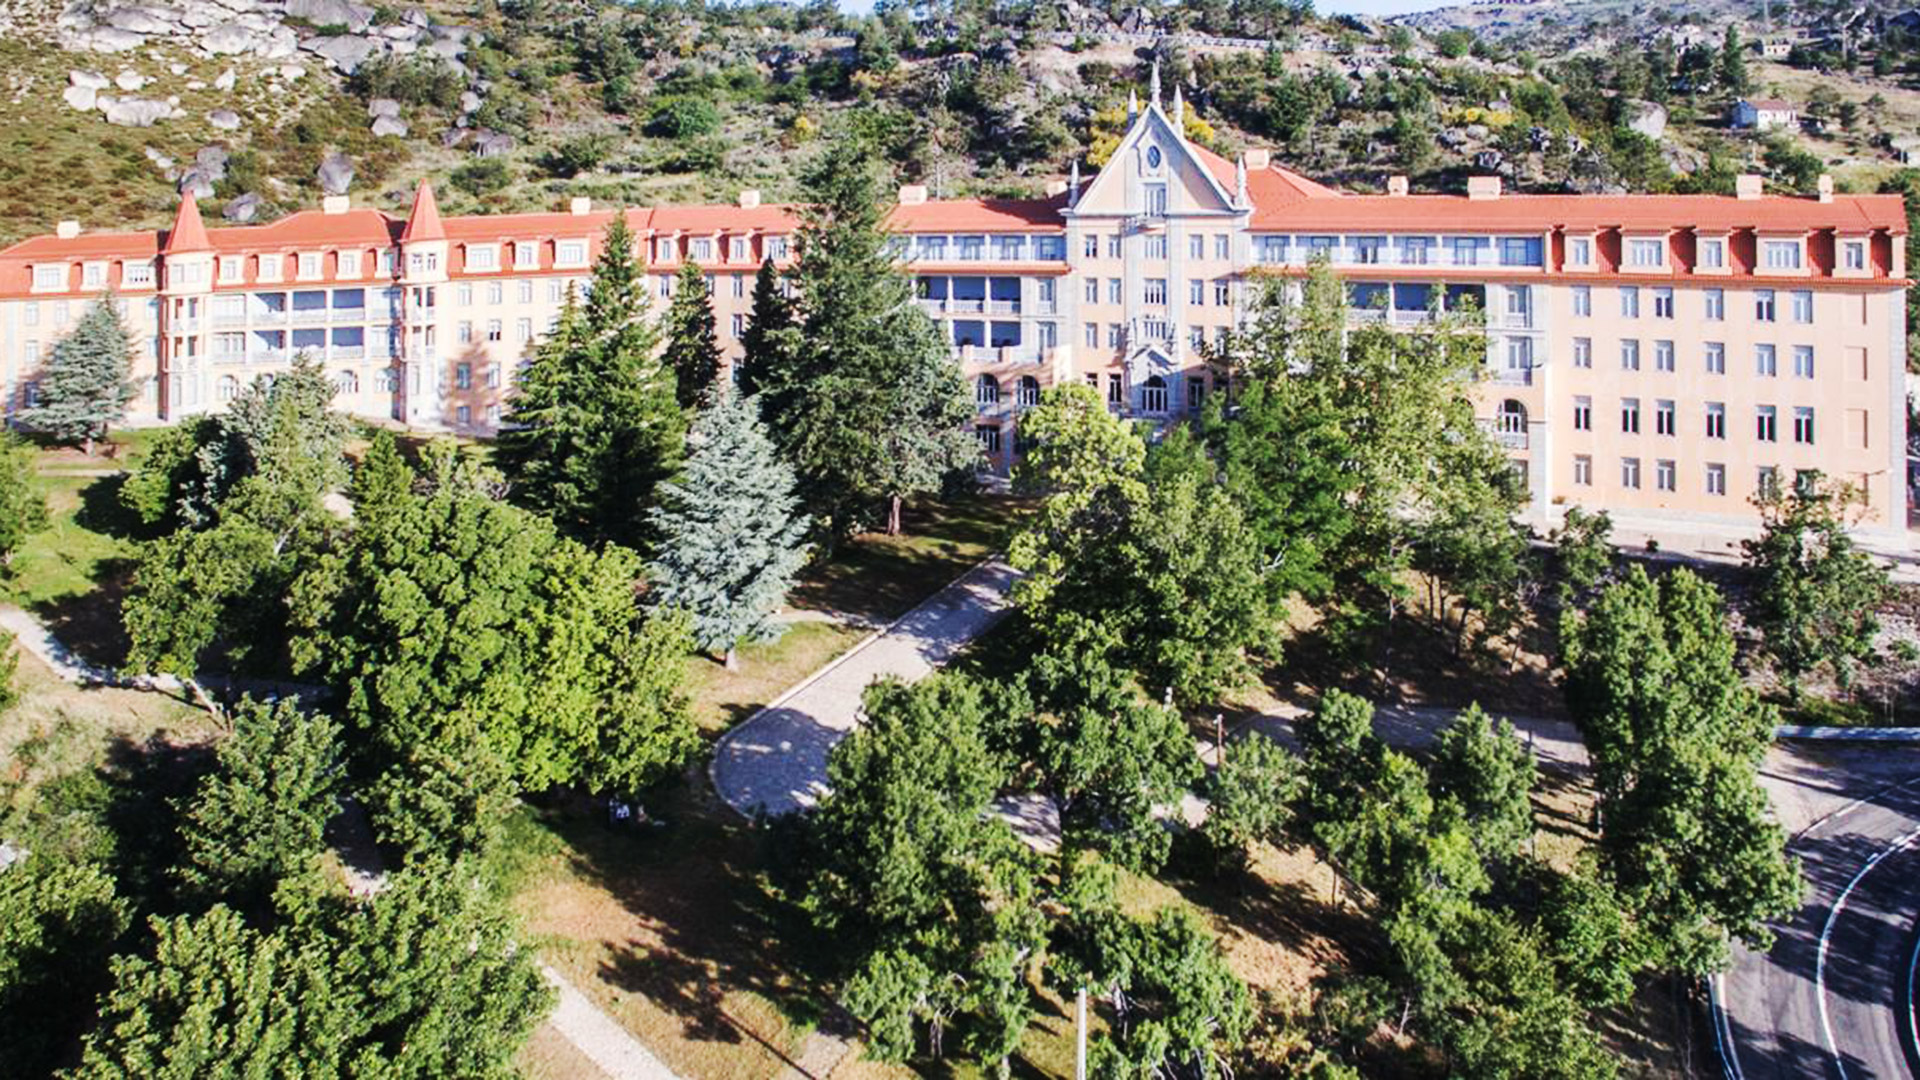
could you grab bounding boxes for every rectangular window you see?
[1567,237,1592,266]
[1107,235,1122,259]
[1085,322,1098,348]
[1655,340,1675,372]
[486,319,502,341]
[1107,323,1121,348]
[123,262,153,287]
[1699,238,1726,269]
[1755,289,1777,322]
[1757,466,1778,497]
[1620,340,1640,371]
[1706,462,1726,495]
[457,284,473,306]
[517,318,532,343]
[1573,396,1592,431]
[1107,278,1122,305]
[1574,454,1593,485]
[1214,280,1230,306]
[1757,405,1777,442]
[1189,235,1205,259]
[1793,345,1815,379]
[1573,337,1592,368]
[515,242,537,269]
[457,320,473,343]
[1084,277,1099,304]
[1706,402,1726,439]
[551,279,566,302]
[1107,374,1123,405]
[1189,279,1204,305]
[1764,240,1803,269]
[218,256,243,283]
[1756,344,1777,377]
[1216,234,1231,260]
[1705,341,1726,374]
[1705,288,1725,320]
[1621,457,1641,489]
[732,275,745,299]
[1793,406,1816,444]
[1655,400,1676,436]
[298,253,322,278]
[731,313,744,338]
[1844,241,1866,270]
[456,363,472,390]
[1628,238,1665,267]
[1144,278,1167,306]
[518,280,533,304]
[1144,234,1167,260]
[1653,288,1674,318]
[1791,290,1813,323]
[487,282,504,306]
[339,251,361,277]
[1656,459,1676,491]
[690,238,713,261]
[1572,285,1591,317]
[1621,397,1640,434]
[654,239,677,263]
[1084,235,1099,258]
[1619,287,1640,318]
[558,241,587,267]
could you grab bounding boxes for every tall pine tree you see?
[736,257,796,399]
[761,138,977,538]
[647,389,811,668]
[497,215,683,547]
[22,293,137,456]
[662,261,722,409]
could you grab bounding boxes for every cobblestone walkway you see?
[710,559,1020,817]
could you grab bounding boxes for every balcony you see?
[332,308,369,324]
[985,299,1022,315]
[169,317,200,332]
[1490,312,1536,331]
[1497,430,1530,450]
[332,345,366,360]
[1491,368,1534,387]
[249,349,288,364]
[211,313,247,327]
[291,309,330,325]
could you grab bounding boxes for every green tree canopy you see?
[0,432,48,568]
[1742,477,1889,697]
[647,389,811,665]
[1428,705,1537,865]
[662,260,723,409]
[20,294,138,455]
[0,856,129,1077]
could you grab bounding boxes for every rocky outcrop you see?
[56,0,463,72]
[224,192,262,222]
[317,152,354,195]
[207,108,242,130]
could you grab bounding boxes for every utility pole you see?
[1075,986,1088,1080]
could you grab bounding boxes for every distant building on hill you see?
[1730,98,1800,132]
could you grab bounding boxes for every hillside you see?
[5,0,1920,250]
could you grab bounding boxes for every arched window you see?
[216,375,239,402]
[336,370,359,395]
[1498,398,1528,434]
[975,374,1000,407]
[1141,374,1168,414]
[1016,375,1042,408]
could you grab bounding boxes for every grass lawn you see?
[787,494,1023,625]
[683,621,869,737]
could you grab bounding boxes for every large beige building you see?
[0,88,1909,541]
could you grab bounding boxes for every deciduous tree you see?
[1428,705,1537,865]
[1743,477,1889,697]
[0,432,47,568]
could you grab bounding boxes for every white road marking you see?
[1816,824,1920,1080]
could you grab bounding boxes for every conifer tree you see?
[647,389,811,668]
[662,260,722,409]
[762,139,976,538]
[0,433,47,568]
[736,257,797,399]
[498,216,683,547]
[21,294,138,455]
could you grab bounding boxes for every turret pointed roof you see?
[162,194,212,254]
[400,179,446,243]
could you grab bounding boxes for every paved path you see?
[711,559,1021,817]
[542,966,687,1080]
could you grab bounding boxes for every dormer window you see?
[690,238,713,261]
[729,237,750,262]
[339,251,361,277]
[1698,237,1726,269]
[408,251,439,274]
[31,265,64,291]
[122,261,154,287]
[1566,237,1592,266]
[298,252,323,279]
[1627,238,1665,268]
[82,262,108,289]
[514,242,537,269]
[1763,239,1803,270]
[219,256,244,283]
[467,245,498,271]
[257,256,282,283]
[655,238,677,262]
[556,240,588,268]
[1843,240,1867,271]
[765,236,789,259]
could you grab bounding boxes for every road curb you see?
[1775,726,1920,742]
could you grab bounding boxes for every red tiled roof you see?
[163,196,212,254]
[1248,191,1907,234]
[400,180,446,243]
[886,195,1067,233]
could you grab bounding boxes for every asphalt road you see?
[1721,744,1920,1080]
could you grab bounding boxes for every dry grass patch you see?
[684,621,869,736]
[514,1022,613,1080]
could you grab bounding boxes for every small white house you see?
[1730,98,1799,132]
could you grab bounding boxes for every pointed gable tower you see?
[163,194,212,255]
[400,179,446,243]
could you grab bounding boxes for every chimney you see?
[1817,174,1834,203]
[737,189,761,209]
[1243,149,1271,171]
[55,220,80,239]
[1044,179,1068,197]
[322,194,350,214]
[570,196,592,215]
[1387,175,1409,196]
[898,184,929,206]
[1736,174,1764,200]
[1466,176,1501,201]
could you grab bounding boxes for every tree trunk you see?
[724,646,738,671]
[887,494,903,536]
[83,433,95,458]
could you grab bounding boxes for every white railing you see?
[332,345,366,360]
[1256,250,1535,271]
[332,308,368,324]
[249,349,288,364]
[986,300,1021,315]
[211,313,247,327]
[1497,430,1530,450]
[292,309,329,324]
[1492,368,1533,386]
[170,317,200,332]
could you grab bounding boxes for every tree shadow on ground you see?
[787,496,1024,625]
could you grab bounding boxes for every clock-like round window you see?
[1146,145,1162,168]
